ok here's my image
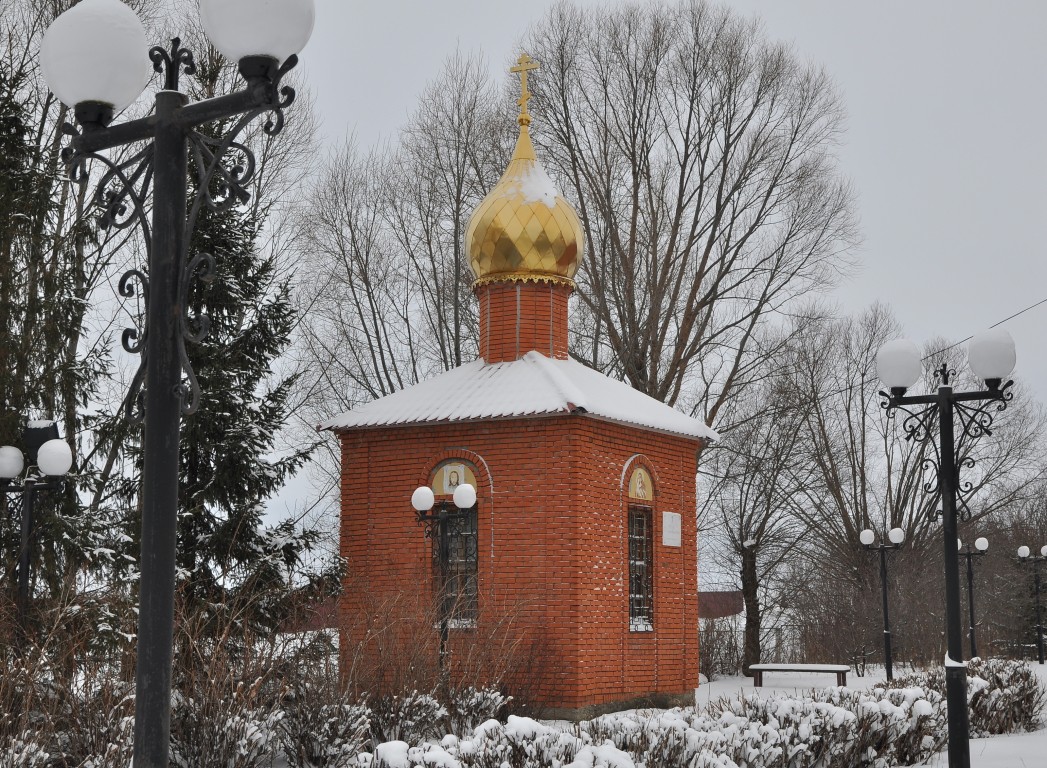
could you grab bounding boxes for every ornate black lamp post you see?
[412,482,477,668]
[860,526,905,681]
[1017,544,1047,665]
[0,422,73,643]
[959,537,988,658]
[38,1,314,766]
[876,328,1017,768]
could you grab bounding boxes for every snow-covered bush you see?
[280,678,371,768]
[349,682,946,768]
[369,690,448,745]
[446,686,511,734]
[882,657,1047,736]
[577,684,943,768]
[346,678,958,768]
[170,678,283,768]
[79,718,134,768]
[57,678,134,768]
[968,657,1047,733]
[0,733,48,768]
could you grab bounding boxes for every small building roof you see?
[319,351,718,442]
[697,590,744,619]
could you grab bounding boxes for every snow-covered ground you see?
[698,663,1047,767]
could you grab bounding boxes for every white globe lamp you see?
[0,446,25,480]
[975,537,988,552]
[1042,545,1047,558]
[876,339,923,392]
[199,0,315,66]
[453,482,477,510]
[1018,545,1031,559]
[40,0,150,124]
[411,486,435,513]
[859,529,875,546]
[37,439,73,477]
[967,328,1016,386]
[888,527,905,545]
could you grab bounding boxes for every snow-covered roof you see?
[319,351,718,442]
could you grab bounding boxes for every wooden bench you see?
[749,663,849,687]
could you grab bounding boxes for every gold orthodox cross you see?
[511,53,539,125]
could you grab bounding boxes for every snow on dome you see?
[504,161,558,208]
[319,351,718,443]
[466,54,583,286]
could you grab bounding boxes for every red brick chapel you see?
[320,54,717,718]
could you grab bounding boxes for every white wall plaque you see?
[662,511,681,547]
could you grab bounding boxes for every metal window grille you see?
[629,505,654,631]
[432,503,478,625]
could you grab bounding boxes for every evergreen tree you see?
[0,53,116,643]
[169,59,328,637]
[0,65,40,614]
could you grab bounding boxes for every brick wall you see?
[337,412,701,714]
[476,281,571,362]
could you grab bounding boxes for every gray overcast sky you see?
[295,0,1047,395]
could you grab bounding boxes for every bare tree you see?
[389,54,511,371]
[787,305,1045,568]
[700,303,1047,670]
[291,52,508,506]
[701,361,817,673]
[525,0,859,424]
[775,305,1047,666]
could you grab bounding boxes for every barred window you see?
[432,503,478,626]
[628,505,654,631]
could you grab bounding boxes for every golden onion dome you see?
[467,54,583,288]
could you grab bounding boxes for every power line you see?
[930,296,1047,358]
[819,294,1047,404]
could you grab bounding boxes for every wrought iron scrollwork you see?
[882,363,1013,523]
[921,457,942,496]
[63,126,155,425]
[183,54,298,226]
[62,123,155,247]
[954,383,1014,441]
[416,505,471,540]
[59,40,301,424]
[956,456,979,521]
[892,400,939,444]
[118,270,150,423]
[262,56,299,136]
[935,364,958,387]
[187,131,255,214]
[149,38,197,91]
